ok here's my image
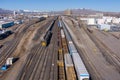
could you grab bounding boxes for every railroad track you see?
[86,28,120,73]
[0,19,48,77]
[16,19,55,80]
[16,18,58,80]
[81,27,120,80]
[17,45,46,80]
[62,18,102,80]
[0,25,27,64]
[41,19,58,80]
[57,26,66,80]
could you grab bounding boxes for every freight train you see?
[59,20,77,80]
[61,19,90,80]
[0,30,13,40]
[41,19,56,47]
[41,31,52,47]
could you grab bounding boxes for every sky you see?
[0,0,120,12]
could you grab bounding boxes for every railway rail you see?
[57,23,66,80]
[0,18,49,78]
[16,18,58,80]
[65,17,120,80]
[85,27,120,73]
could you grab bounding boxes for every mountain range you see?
[0,8,120,17]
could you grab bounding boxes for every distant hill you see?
[71,8,101,15]
[0,8,120,17]
[0,8,13,15]
[71,8,120,17]
[49,8,120,17]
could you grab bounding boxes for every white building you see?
[14,20,23,24]
[112,17,120,24]
[42,14,48,18]
[97,24,111,31]
[96,18,105,24]
[103,17,112,24]
[80,18,96,25]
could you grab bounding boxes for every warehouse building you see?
[0,21,14,29]
[14,20,23,24]
[112,18,120,24]
[96,18,105,24]
[64,9,72,16]
[97,24,111,31]
[80,18,97,25]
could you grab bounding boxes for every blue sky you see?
[0,0,120,12]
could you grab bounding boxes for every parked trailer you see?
[64,54,76,80]
[72,53,89,80]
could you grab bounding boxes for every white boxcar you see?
[61,29,65,38]
[68,42,77,55]
[72,53,89,80]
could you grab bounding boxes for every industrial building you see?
[0,21,14,29]
[97,24,112,31]
[64,9,72,16]
[42,14,48,18]
[103,17,112,24]
[80,18,97,25]
[96,18,105,24]
[112,18,120,24]
[81,16,120,26]
[14,20,23,24]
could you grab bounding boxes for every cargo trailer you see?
[72,53,89,80]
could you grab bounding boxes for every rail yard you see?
[0,15,120,80]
